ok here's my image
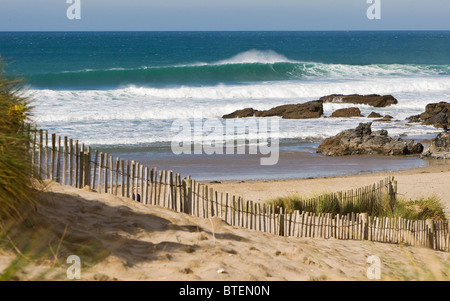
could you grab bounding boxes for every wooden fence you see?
[30,127,450,252]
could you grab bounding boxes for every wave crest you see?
[27,49,450,89]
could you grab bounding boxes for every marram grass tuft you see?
[0,59,35,222]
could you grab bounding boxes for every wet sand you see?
[131,150,435,181]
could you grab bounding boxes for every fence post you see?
[121,160,125,197]
[31,125,37,177]
[183,179,192,215]
[68,139,73,186]
[56,136,61,183]
[44,131,49,180]
[110,155,114,195]
[50,133,56,181]
[393,180,398,199]
[426,219,435,249]
[279,208,285,236]
[84,151,91,188]
[92,150,98,190]
[79,144,85,188]
[104,154,109,194]
[388,180,395,210]
[98,152,104,193]
[80,151,85,188]
[62,137,67,185]
[38,129,43,179]
[74,140,79,187]
[361,213,369,240]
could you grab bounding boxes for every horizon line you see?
[2,29,450,33]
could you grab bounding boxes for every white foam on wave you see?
[28,73,449,146]
[111,76,450,101]
[213,49,297,65]
[28,76,450,124]
[297,63,450,79]
[152,49,297,68]
[37,115,441,147]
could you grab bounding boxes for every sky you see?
[0,0,450,31]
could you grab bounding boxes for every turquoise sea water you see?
[2,31,450,89]
[1,31,449,179]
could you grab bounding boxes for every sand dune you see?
[1,166,450,281]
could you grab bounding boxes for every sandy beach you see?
[1,161,449,281]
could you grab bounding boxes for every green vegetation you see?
[393,196,447,221]
[266,192,447,221]
[0,62,107,280]
[0,59,35,222]
[0,59,49,280]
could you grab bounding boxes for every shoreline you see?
[104,132,441,182]
[116,149,435,182]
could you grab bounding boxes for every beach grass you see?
[0,58,35,279]
[0,59,35,222]
[0,59,61,280]
[393,195,447,221]
[266,192,447,221]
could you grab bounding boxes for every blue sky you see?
[1,0,449,31]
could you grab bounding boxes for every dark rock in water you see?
[406,115,421,123]
[368,112,383,118]
[320,94,398,107]
[222,100,324,119]
[222,108,258,119]
[421,132,450,159]
[374,115,394,122]
[406,102,450,129]
[316,122,423,156]
[257,100,324,119]
[330,107,363,118]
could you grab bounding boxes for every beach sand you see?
[1,162,450,281]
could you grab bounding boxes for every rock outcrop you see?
[222,108,257,119]
[222,100,324,119]
[368,112,383,118]
[316,123,423,156]
[407,102,450,129]
[320,94,398,107]
[421,132,450,159]
[374,115,394,122]
[330,107,363,118]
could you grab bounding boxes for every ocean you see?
[1,31,449,180]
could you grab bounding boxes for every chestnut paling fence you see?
[30,127,450,252]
